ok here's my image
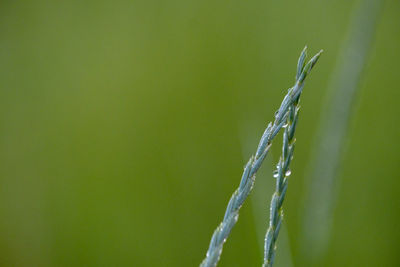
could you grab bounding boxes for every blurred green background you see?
[0,0,399,266]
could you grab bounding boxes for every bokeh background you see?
[0,0,399,266]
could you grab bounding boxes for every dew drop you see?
[282,123,288,128]
[285,170,291,176]
[273,170,279,178]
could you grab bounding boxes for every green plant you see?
[200,47,322,267]
[299,0,382,263]
[263,48,322,267]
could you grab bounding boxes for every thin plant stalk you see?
[200,47,321,267]
[298,0,383,263]
[263,48,322,267]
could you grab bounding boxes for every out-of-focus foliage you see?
[0,0,399,266]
